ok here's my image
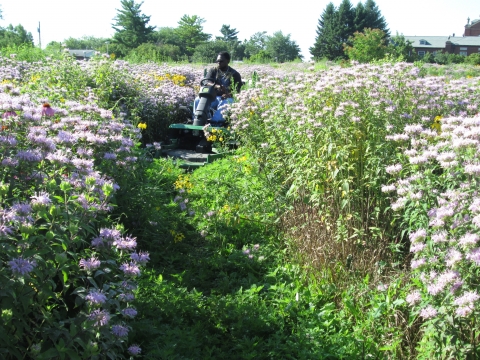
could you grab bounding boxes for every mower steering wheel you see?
[200,77,216,86]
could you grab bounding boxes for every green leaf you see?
[62,270,68,284]
[39,347,60,359]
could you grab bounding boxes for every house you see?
[404,17,480,57]
[464,17,480,36]
[68,50,96,60]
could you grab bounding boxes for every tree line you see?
[45,0,394,63]
[46,0,303,63]
[2,0,473,64]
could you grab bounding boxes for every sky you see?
[0,0,478,60]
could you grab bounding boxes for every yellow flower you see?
[431,116,442,133]
[137,123,147,130]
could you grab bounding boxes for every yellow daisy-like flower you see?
[137,123,147,130]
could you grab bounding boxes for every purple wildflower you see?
[8,257,37,276]
[114,236,137,250]
[453,291,479,307]
[79,257,101,271]
[127,345,142,356]
[85,290,107,305]
[30,192,52,207]
[88,309,110,327]
[458,233,479,248]
[0,222,13,237]
[411,258,426,269]
[118,293,135,302]
[419,305,438,319]
[121,307,138,318]
[111,324,129,337]
[406,290,421,305]
[409,229,427,243]
[130,251,150,265]
[119,262,141,277]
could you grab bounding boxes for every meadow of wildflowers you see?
[2,50,480,358]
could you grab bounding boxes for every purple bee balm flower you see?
[114,236,137,250]
[118,293,135,302]
[2,110,17,118]
[88,309,110,327]
[120,262,141,277]
[128,345,142,356]
[409,229,427,243]
[79,257,101,271]
[458,233,479,248]
[419,305,438,319]
[104,152,117,160]
[111,324,129,337]
[8,257,37,276]
[30,192,52,207]
[85,290,107,305]
[453,291,480,307]
[41,103,54,117]
[411,258,426,270]
[0,222,13,237]
[121,307,138,318]
[130,251,150,265]
[406,290,421,305]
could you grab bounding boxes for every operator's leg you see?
[211,98,234,125]
[193,96,220,120]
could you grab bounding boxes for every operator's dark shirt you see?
[205,66,242,97]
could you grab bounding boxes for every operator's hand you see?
[215,84,226,92]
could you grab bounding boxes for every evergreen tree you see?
[216,25,239,42]
[175,15,211,57]
[363,0,389,36]
[309,3,339,60]
[112,0,155,49]
[337,0,355,42]
[311,0,389,60]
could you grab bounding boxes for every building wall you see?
[464,22,480,36]
[414,46,480,57]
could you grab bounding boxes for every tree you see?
[175,15,211,57]
[63,36,110,50]
[311,0,390,60]
[265,31,302,62]
[112,0,155,49]
[192,39,229,63]
[343,28,387,63]
[387,33,414,62]
[0,24,34,48]
[152,27,182,47]
[337,0,356,46]
[216,25,239,42]
[243,31,268,58]
[309,3,339,60]
[363,0,389,37]
[127,42,182,62]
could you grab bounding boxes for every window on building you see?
[460,51,468,56]
[419,39,427,45]
[418,51,425,57]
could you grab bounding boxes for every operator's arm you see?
[203,68,225,92]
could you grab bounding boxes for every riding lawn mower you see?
[159,77,238,169]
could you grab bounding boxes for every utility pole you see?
[37,22,41,48]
